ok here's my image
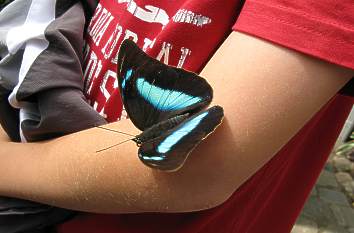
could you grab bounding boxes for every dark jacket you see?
[0,1,105,232]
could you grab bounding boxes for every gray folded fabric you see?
[0,0,14,11]
[0,0,103,232]
[0,0,105,142]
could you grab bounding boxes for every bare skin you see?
[0,32,353,213]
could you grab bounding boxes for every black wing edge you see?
[117,39,149,83]
[116,39,214,130]
[138,105,224,172]
[117,39,213,100]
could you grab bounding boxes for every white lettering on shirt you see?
[101,24,123,60]
[118,0,169,28]
[156,42,172,64]
[173,9,211,27]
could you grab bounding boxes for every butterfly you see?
[97,39,224,172]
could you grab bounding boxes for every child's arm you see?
[0,32,353,213]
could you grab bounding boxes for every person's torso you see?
[83,0,240,122]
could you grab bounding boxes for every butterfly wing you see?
[138,105,224,172]
[117,39,213,131]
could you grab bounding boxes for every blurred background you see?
[292,106,354,233]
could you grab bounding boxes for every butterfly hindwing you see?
[137,106,224,171]
[117,39,213,131]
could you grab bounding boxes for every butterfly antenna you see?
[96,137,135,153]
[96,126,136,137]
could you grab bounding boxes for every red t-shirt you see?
[58,0,354,232]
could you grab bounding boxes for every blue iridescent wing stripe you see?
[136,78,202,111]
[117,39,213,131]
[138,106,224,171]
[121,69,133,90]
[157,112,208,153]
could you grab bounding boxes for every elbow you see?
[162,173,238,213]
[191,183,237,212]
[185,189,234,212]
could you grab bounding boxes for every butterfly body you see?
[134,113,190,145]
[112,39,224,172]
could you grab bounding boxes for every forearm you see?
[0,121,224,213]
[0,32,352,214]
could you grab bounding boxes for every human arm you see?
[0,31,353,213]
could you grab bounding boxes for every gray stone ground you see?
[291,151,354,233]
[292,107,354,233]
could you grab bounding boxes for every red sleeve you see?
[233,0,354,70]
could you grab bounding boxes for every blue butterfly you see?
[98,39,224,172]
